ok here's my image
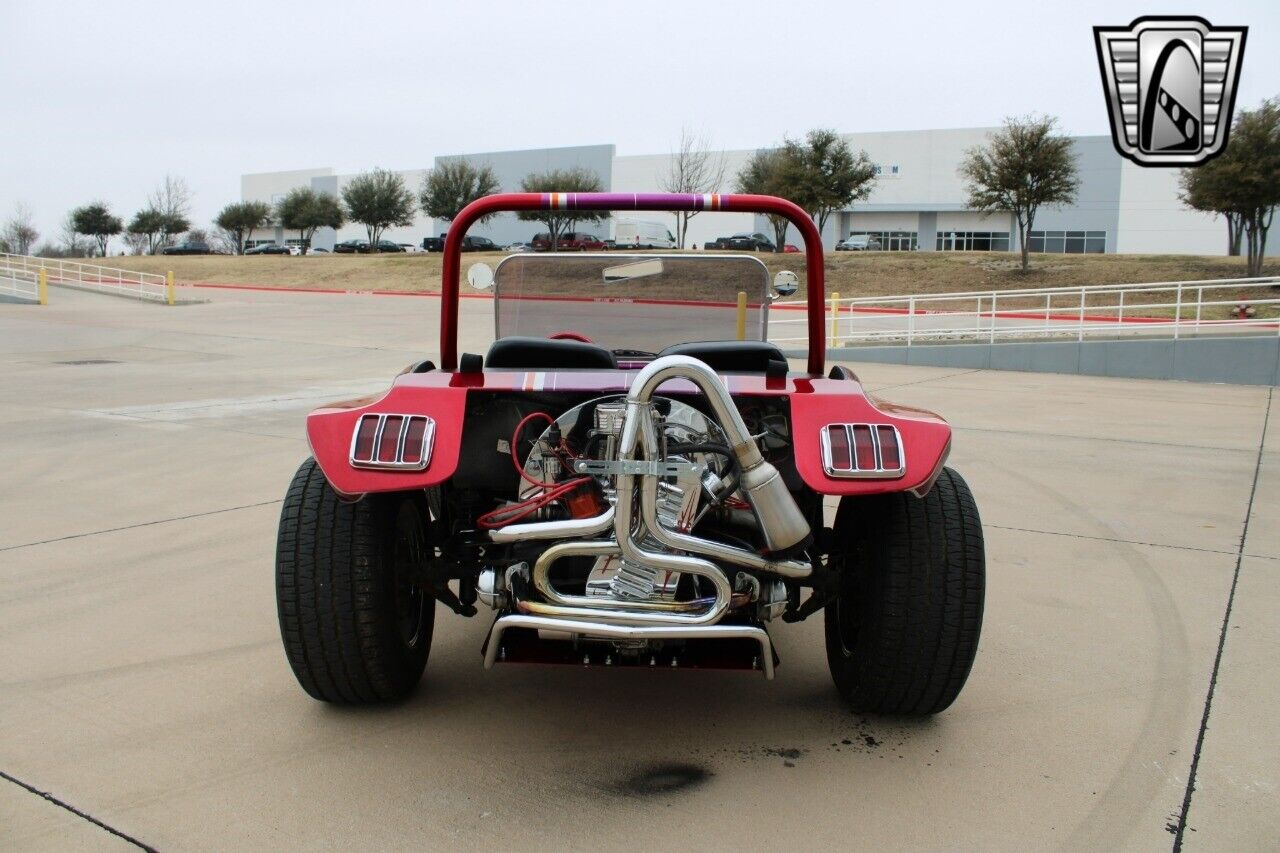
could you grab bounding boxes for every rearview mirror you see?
[602,258,664,283]
[467,262,494,291]
[772,270,799,298]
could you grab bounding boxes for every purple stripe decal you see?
[541,192,726,211]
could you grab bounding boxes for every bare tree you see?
[659,128,726,248]
[146,174,194,250]
[2,202,40,255]
[59,214,88,256]
[122,229,149,255]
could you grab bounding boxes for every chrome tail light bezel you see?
[819,423,907,479]
[349,413,436,471]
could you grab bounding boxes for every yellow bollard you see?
[166,270,175,306]
[829,291,840,348]
[38,268,47,305]
[735,291,747,340]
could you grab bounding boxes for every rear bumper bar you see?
[482,613,775,679]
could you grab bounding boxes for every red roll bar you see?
[440,192,827,375]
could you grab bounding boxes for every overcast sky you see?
[1,0,1276,240]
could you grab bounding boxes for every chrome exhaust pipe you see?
[487,505,614,543]
[528,540,751,613]
[638,468,812,578]
[625,355,811,554]
[483,355,808,629]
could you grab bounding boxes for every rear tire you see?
[276,458,435,703]
[824,468,984,715]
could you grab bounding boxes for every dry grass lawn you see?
[83,251,1279,319]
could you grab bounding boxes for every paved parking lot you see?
[1,286,1276,851]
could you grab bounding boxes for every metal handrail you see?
[770,276,1280,347]
[0,266,40,300]
[0,252,168,301]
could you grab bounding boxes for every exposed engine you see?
[475,356,814,677]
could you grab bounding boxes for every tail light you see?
[350,413,435,470]
[820,423,906,478]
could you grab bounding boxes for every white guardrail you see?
[770,277,1280,348]
[0,252,170,302]
[0,266,41,301]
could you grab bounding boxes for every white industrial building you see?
[241,127,1233,255]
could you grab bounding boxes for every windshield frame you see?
[439,192,825,374]
[490,251,772,347]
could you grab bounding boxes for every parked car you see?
[531,231,606,251]
[334,239,370,254]
[615,219,676,249]
[373,240,405,253]
[274,190,985,718]
[505,242,532,253]
[706,232,776,252]
[421,235,497,252]
[462,235,498,252]
[161,241,212,255]
[246,243,292,255]
[783,244,800,253]
[398,243,423,253]
[836,234,882,251]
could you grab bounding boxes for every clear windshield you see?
[492,253,770,352]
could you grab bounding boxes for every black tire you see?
[276,458,435,703]
[824,467,984,715]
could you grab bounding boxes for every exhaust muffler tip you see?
[739,460,811,553]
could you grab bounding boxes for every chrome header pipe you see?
[529,540,749,612]
[637,466,812,578]
[487,505,614,543]
[625,355,811,554]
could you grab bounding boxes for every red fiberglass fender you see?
[304,371,951,499]
[306,382,467,498]
[790,378,953,497]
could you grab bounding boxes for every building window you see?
[848,230,918,251]
[1028,230,1106,253]
[935,231,1011,251]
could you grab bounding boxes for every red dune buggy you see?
[276,192,984,714]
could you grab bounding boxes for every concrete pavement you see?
[1,286,1275,850]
